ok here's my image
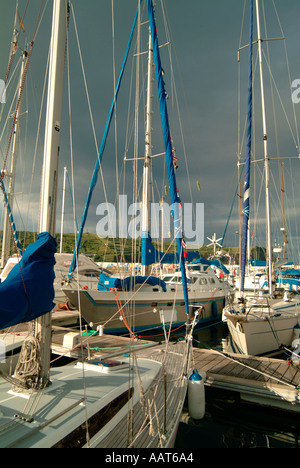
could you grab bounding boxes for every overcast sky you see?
[1,0,300,260]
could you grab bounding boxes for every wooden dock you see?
[192,347,300,413]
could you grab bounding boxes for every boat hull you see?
[0,341,189,448]
[63,288,226,335]
[225,304,300,356]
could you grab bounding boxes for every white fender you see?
[188,369,206,420]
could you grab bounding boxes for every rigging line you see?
[111,0,119,204]
[131,2,140,270]
[288,159,300,261]
[66,13,90,443]
[71,4,121,265]
[271,0,300,151]
[23,42,50,248]
[71,4,98,153]
[69,3,141,277]
[252,163,264,235]
[218,164,245,251]
[281,165,297,259]
[160,0,196,218]
[3,0,29,87]
[261,49,299,150]
[159,0,194,208]
[261,0,279,168]
[0,56,22,140]
[1,1,44,177]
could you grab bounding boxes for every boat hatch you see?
[75,359,130,373]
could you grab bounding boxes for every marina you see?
[0,0,300,450]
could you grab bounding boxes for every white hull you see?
[63,270,233,334]
[224,298,300,356]
[64,286,229,334]
[0,340,189,448]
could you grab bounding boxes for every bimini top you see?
[0,232,57,330]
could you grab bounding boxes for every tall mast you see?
[60,166,67,254]
[240,0,253,293]
[255,0,273,295]
[141,29,154,276]
[280,162,286,259]
[1,49,27,269]
[36,0,69,386]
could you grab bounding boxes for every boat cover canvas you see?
[97,272,167,292]
[190,257,229,275]
[0,232,57,330]
[141,233,198,266]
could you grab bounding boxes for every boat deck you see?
[51,328,189,448]
[51,326,300,415]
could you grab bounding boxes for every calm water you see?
[174,322,300,449]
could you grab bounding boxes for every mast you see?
[280,162,286,259]
[60,166,67,254]
[240,0,253,293]
[238,156,242,279]
[1,48,27,269]
[141,30,154,276]
[255,0,273,295]
[36,0,69,386]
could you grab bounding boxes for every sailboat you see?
[62,2,233,336]
[223,0,300,357]
[0,0,194,448]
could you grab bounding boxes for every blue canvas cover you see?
[190,258,229,275]
[97,272,167,292]
[281,269,300,277]
[141,233,198,266]
[0,232,57,330]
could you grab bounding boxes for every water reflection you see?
[175,322,300,449]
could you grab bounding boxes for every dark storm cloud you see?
[0,1,300,257]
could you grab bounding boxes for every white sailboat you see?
[0,0,193,448]
[224,0,300,357]
[62,4,233,336]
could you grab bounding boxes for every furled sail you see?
[241,0,253,292]
[0,232,56,329]
[146,0,190,314]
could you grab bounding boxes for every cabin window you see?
[52,387,134,448]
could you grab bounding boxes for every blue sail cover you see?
[0,232,56,330]
[142,233,198,265]
[98,272,167,292]
[241,0,254,292]
[281,269,300,277]
[249,260,267,267]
